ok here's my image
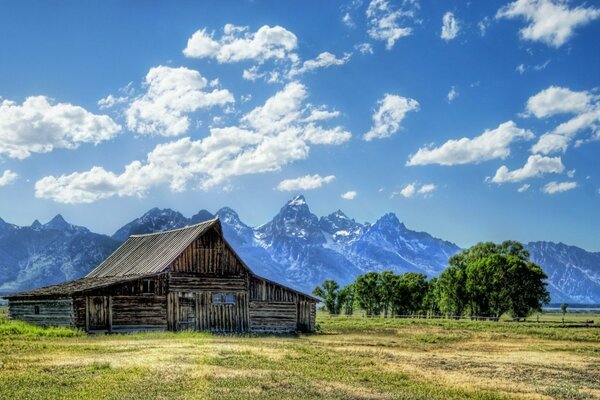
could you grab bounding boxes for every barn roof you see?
[4,274,153,299]
[87,218,218,278]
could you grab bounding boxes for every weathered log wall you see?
[171,227,245,276]
[8,298,74,327]
[167,290,249,332]
[249,301,297,333]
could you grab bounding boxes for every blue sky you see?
[0,0,599,251]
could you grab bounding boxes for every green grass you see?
[0,309,599,399]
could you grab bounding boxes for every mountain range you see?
[1,195,599,303]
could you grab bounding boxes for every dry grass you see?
[0,311,599,399]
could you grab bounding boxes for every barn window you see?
[34,305,40,315]
[212,293,222,304]
[224,293,235,304]
[143,279,155,294]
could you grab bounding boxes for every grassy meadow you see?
[0,307,599,400]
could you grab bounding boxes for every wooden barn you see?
[5,218,318,334]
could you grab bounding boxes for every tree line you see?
[313,241,550,319]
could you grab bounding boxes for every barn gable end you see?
[5,218,318,334]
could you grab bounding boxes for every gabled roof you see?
[5,274,154,299]
[87,218,219,278]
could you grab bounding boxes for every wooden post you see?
[107,296,113,332]
[85,296,89,332]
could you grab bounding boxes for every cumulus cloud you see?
[441,12,460,40]
[0,96,121,160]
[527,86,600,154]
[364,94,419,141]
[496,0,600,47]
[288,52,351,77]
[0,170,18,186]
[517,183,530,192]
[35,82,352,203]
[97,94,129,110]
[183,24,298,63]
[543,181,577,194]
[394,182,436,198]
[490,155,565,183]
[125,66,234,136]
[366,0,418,49]
[276,174,335,191]
[526,86,592,118]
[407,121,534,166]
[341,190,357,200]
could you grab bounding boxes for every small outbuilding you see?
[5,218,318,333]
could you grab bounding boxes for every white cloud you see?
[97,94,129,110]
[418,183,436,194]
[527,86,600,154]
[0,170,18,186]
[496,0,600,47]
[567,169,576,178]
[355,42,374,55]
[183,24,298,63]
[366,0,418,49]
[490,155,565,183]
[343,13,355,28]
[0,96,121,160]
[517,183,530,192]
[125,66,234,137]
[516,64,526,74]
[447,86,458,103]
[407,121,534,166]
[35,82,352,203]
[341,190,357,200]
[393,183,436,198]
[288,52,351,77]
[441,12,460,40]
[526,86,592,118]
[364,94,419,141]
[276,174,335,191]
[478,17,491,36]
[543,181,577,194]
[399,183,416,198]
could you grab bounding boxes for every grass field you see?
[1,308,599,400]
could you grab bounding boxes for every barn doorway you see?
[88,296,109,330]
[177,295,196,331]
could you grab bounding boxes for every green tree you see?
[378,271,397,317]
[441,241,550,320]
[397,272,428,315]
[313,280,340,315]
[337,284,355,315]
[436,264,468,317]
[506,257,550,318]
[354,272,381,316]
[422,277,440,316]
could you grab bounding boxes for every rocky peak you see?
[44,214,71,231]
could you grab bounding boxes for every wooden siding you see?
[168,291,249,332]
[250,276,298,302]
[170,227,246,276]
[111,295,167,330]
[249,301,297,333]
[168,273,246,292]
[8,299,74,327]
[297,301,316,333]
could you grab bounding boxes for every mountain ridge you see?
[1,196,599,303]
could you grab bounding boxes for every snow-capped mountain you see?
[1,196,599,303]
[526,242,600,304]
[0,215,120,294]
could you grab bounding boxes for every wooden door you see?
[88,296,109,330]
[177,296,196,331]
